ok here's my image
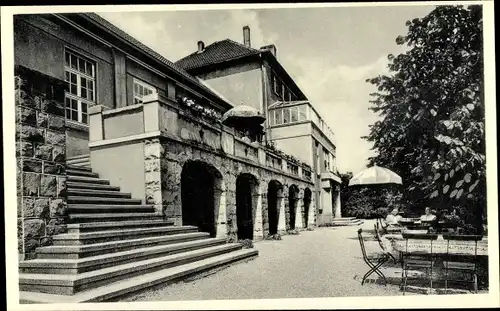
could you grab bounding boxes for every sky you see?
[98,4,436,174]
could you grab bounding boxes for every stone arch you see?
[267,179,284,235]
[288,184,300,230]
[180,160,223,237]
[303,187,313,228]
[236,173,259,240]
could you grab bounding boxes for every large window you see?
[64,50,96,124]
[133,78,157,105]
[269,104,308,126]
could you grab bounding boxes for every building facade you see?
[175,27,342,225]
[15,13,317,256]
[15,13,322,301]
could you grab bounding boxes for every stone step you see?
[19,248,258,303]
[66,219,171,233]
[66,165,92,172]
[67,162,91,168]
[67,189,132,199]
[35,232,211,259]
[67,154,90,161]
[67,169,99,178]
[68,212,161,223]
[19,243,245,295]
[67,204,155,214]
[52,226,199,246]
[67,196,142,205]
[66,182,120,191]
[19,237,226,274]
[67,176,110,185]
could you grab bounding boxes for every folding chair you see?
[357,228,392,285]
[443,235,481,293]
[377,218,388,235]
[374,227,398,263]
[401,233,438,295]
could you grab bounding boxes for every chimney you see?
[243,26,251,47]
[260,44,277,58]
[197,41,205,53]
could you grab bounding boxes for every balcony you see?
[268,100,335,146]
[89,93,313,182]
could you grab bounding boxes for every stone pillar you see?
[295,196,303,230]
[88,105,107,141]
[278,188,287,232]
[334,185,342,219]
[320,180,333,224]
[224,174,238,241]
[308,196,316,228]
[15,66,68,260]
[260,189,269,239]
[144,139,163,217]
[160,158,182,225]
[215,186,227,238]
[253,189,264,240]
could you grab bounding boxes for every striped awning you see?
[348,164,402,186]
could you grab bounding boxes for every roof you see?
[77,13,233,109]
[268,100,310,109]
[175,39,261,70]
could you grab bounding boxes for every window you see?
[283,107,290,124]
[283,87,288,101]
[272,74,277,94]
[324,148,330,170]
[275,109,283,125]
[64,50,96,124]
[133,78,157,104]
[290,106,299,122]
[269,110,276,125]
[288,90,293,102]
[273,75,279,94]
[299,105,307,121]
[276,81,283,98]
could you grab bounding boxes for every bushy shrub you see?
[238,239,254,249]
[265,233,282,240]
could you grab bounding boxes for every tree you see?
[364,5,485,233]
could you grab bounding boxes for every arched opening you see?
[267,180,283,235]
[303,188,312,227]
[288,184,299,230]
[181,160,222,237]
[236,173,259,240]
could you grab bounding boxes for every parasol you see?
[221,104,266,126]
[348,164,402,186]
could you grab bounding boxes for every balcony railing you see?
[89,93,313,182]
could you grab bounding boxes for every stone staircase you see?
[330,217,364,227]
[19,155,258,303]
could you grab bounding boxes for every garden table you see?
[393,236,488,256]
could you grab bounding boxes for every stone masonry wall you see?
[157,136,315,241]
[15,65,68,260]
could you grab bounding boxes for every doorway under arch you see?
[267,180,283,235]
[303,187,312,227]
[288,184,300,230]
[236,173,259,240]
[181,160,223,237]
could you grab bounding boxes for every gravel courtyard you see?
[122,220,406,301]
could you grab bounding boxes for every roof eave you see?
[66,13,233,111]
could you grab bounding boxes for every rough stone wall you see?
[156,135,315,241]
[15,65,68,260]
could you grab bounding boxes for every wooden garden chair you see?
[358,228,394,286]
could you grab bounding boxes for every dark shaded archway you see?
[267,180,283,235]
[288,184,300,230]
[303,188,312,228]
[236,173,259,240]
[181,160,222,237]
